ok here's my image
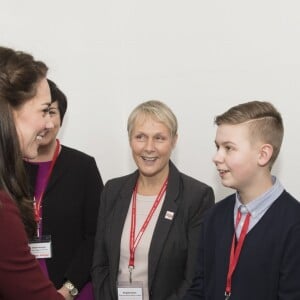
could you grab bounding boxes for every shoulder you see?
[215,194,235,208]
[60,145,95,161]
[100,172,137,210]
[169,161,213,193]
[166,163,215,212]
[104,172,137,190]
[56,145,101,181]
[275,190,300,220]
[205,194,235,219]
[178,172,215,210]
[58,145,99,171]
[180,172,213,192]
[279,190,300,206]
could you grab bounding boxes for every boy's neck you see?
[238,174,273,205]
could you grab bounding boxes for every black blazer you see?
[183,191,300,300]
[25,145,103,290]
[91,161,214,300]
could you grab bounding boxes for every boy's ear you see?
[258,144,273,167]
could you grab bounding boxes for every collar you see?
[234,176,284,218]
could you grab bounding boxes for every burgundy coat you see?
[0,191,64,300]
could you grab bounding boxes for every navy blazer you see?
[91,161,214,300]
[25,145,103,290]
[184,191,300,300]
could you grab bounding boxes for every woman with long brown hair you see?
[0,46,72,300]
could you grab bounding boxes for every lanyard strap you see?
[225,210,251,298]
[129,177,168,270]
[33,139,60,236]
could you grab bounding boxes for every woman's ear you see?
[258,143,273,167]
[172,134,178,148]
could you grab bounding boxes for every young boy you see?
[184,101,300,300]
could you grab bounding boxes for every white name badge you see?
[117,281,143,300]
[29,235,52,259]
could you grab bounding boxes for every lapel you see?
[109,171,139,281]
[148,161,181,289]
[43,146,67,194]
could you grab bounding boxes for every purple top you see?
[32,161,94,299]
[34,161,52,277]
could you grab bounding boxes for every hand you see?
[58,286,74,300]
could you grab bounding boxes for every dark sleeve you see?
[168,184,214,300]
[278,222,300,299]
[0,194,64,300]
[64,157,104,290]
[91,182,113,300]
[181,219,206,300]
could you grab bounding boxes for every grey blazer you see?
[91,161,214,300]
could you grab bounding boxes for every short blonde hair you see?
[127,100,178,138]
[215,101,284,168]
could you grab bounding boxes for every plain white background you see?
[2,0,300,201]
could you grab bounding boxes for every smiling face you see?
[12,78,54,159]
[37,101,61,147]
[213,123,262,193]
[130,115,177,181]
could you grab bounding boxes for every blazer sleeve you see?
[64,157,104,289]
[91,182,114,300]
[0,193,64,300]
[168,185,214,300]
[181,218,206,300]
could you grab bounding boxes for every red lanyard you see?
[33,139,60,236]
[225,209,251,299]
[128,177,168,274]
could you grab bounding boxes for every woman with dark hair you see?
[0,46,71,299]
[25,79,103,299]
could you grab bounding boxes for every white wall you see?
[2,0,300,201]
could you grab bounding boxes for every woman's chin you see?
[22,149,38,160]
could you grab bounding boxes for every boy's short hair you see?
[214,101,284,168]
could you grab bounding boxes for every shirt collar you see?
[234,176,284,218]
